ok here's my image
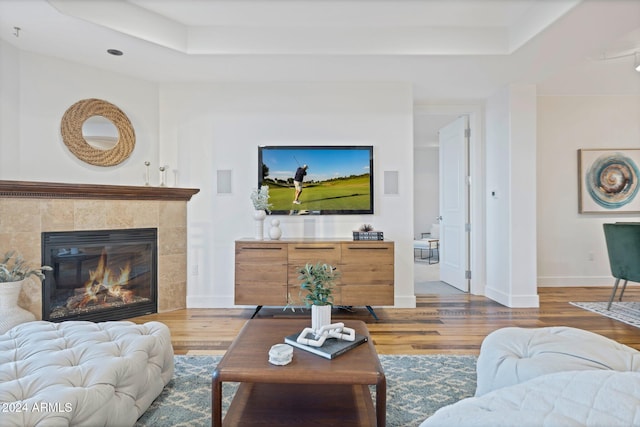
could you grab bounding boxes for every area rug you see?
[136,354,477,427]
[570,301,640,328]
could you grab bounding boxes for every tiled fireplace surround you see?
[0,181,199,319]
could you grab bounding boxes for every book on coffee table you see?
[284,331,368,359]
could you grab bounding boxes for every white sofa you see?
[0,320,174,426]
[421,326,640,427]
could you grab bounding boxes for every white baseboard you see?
[485,286,539,308]
[537,276,615,287]
[186,295,234,308]
[394,295,417,308]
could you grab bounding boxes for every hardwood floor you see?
[130,286,640,356]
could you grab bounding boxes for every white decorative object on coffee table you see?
[268,343,293,365]
[311,303,332,332]
[296,322,355,347]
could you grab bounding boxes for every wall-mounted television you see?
[258,145,374,215]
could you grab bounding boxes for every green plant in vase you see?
[0,251,52,334]
[298,262,339,332]
[298,262,338,306]
[250,186,273,213]
[0,251,52,283]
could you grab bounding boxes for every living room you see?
[3,0,638,314]
[1,1,640,425]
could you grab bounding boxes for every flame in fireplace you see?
[70,250,134,308]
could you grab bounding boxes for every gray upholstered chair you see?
[603,223,640,310]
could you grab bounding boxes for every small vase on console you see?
[269,219,282,240]
[254,210,267,240]
[250,186,272,240]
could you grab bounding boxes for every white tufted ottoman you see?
[422,370,640,427]
[475,326,640,396]
[0,320,174,426]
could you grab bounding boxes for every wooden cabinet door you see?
[339,242,394,306]
[235,242,287,305]
[287,243,341,306]
[234,240,394,309]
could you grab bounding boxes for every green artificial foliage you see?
[298,262,339,307]
[250,186,273,213]
[0,251,52,283]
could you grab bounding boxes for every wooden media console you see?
[234,238,394,319]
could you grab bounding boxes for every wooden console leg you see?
[250,305,263,319]
[366,306,379,320]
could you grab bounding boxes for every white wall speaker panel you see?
[217,170,232,194]
[384,170,399,195]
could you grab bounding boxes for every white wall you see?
[159,82,416,308]
[7,43,637,312]
[537,95,640,286]
[485,88,511,301]
[485,84,539,307]
[0,46,418,309]
[5,43,559,308]
[0,40,20,177]
[413,146,439,237]
[0,50,158,184]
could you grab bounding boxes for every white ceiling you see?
[44,0,580,55]
[2,0,638,148]
[1,0,639,100]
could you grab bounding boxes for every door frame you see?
[414,102,485,296]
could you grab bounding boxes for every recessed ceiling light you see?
[107,49,123,56]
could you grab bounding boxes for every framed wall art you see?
[578,148,640,213]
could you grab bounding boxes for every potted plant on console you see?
[298,262,339,333]
[250,186,272,240]
[0,251,52,334]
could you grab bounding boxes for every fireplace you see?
[42,228,158,322]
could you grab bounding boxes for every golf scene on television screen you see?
[259,146,373,214]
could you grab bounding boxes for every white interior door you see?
[438,116,469,292]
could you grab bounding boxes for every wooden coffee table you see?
[212,318,386,426]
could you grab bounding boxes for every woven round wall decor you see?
[60,98,135,167]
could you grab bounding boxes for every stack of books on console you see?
[284,331,368,360]
[352,231,384,241]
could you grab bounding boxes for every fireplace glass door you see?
[42,228,157,322]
